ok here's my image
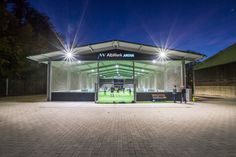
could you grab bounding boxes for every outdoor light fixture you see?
[159,51,167,58]
[63,49,76,62]
[152,59,157,63]
[115,64,119,68]
[157,49,169,62]
[65,52,73,58]
[141,69,144,72]
[91,69,95,72]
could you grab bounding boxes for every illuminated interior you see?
[27,40,204,102]
[51,60,182,103]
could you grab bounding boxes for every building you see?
[28,40,204,103]
[194,43,236,98]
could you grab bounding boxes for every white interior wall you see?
[51,61,182,93]
[51,62,96,92]
[136,61,182,92]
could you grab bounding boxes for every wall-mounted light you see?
[159,51,167,59]
[64,49,76,62]
[157,48,169,62]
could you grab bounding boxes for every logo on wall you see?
[99,52,135,59]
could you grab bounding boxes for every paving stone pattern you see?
[0,102,236,157]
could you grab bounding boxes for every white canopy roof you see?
[27,40,205,62]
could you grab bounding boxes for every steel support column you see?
[47,61,52,101]
[133,61,136,102]
[95,61,100,102]
[181,59,186,88]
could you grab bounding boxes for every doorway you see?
[97,61,135,103]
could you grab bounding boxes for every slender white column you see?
[67,71,71,91]
[154,73,157,92]
[47,61,52,101]
[181,59,186,87]
[84,73,88,89]
[144,78,147,91]
[164,67,168,91]
[141,78,144,91]
[79,73,82,89]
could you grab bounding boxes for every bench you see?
[151,93,167,101]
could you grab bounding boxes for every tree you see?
[0,0,61,79]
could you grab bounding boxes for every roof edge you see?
[31,39,205,57]
[27,40,205,62]
[194,42,236,70]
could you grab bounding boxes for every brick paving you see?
[0,101,236,157]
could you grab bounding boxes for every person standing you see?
[128,88,132,95]
[172,85,177,103]
[180,86,187,104]
[110,86,114,97]
[104,86,107,96]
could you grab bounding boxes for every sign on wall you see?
[77,49,156,60]
[98,52,135,59]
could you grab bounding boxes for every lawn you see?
[98,91,134,103]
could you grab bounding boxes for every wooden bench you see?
[151,93,167,101]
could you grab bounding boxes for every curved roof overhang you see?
[27,40,205,63]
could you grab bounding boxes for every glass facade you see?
[51,61,97,92]
[50,60,183,102]
[135,61,182,92]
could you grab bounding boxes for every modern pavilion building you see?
[28,40,204,103]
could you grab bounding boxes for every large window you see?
[135,61,182,92]
[51,61,97,92]
[50,60,183,95]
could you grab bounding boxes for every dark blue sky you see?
[29,0,236,57]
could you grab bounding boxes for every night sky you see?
[29,0,236,58]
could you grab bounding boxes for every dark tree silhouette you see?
[0,0,61,78]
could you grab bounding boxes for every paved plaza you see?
[0,97,236,157]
